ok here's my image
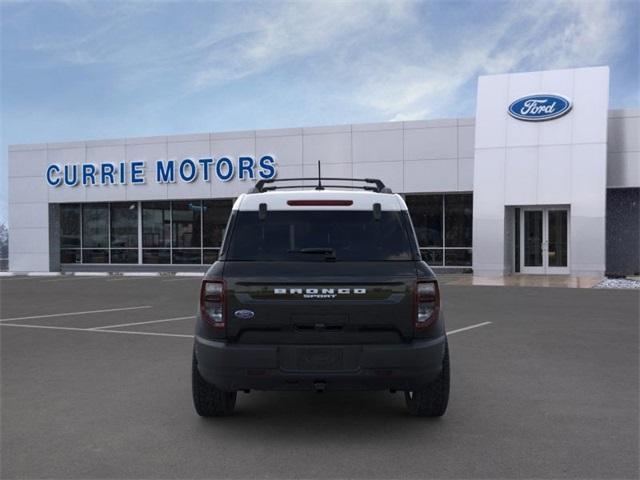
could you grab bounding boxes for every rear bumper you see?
[194,335,447,392]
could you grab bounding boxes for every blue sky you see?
[1,0,638,225]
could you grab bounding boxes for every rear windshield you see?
[224,210,416,261]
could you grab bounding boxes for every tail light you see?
[200,280,225,328]
[415,280,439,329]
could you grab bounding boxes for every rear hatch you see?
[223,261,417,344]
[220,206,420,344]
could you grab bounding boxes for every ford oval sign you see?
[508,94,572,121]
[234,309,254,320]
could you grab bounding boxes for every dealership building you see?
[7,66,640,276]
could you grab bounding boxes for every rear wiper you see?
[288,247,336,260]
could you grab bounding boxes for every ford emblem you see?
[234,309,254,320]
[508,94,572,121]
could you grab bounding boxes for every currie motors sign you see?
[508,94,572,121]
[45,155,277,187]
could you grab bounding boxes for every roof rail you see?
[249,177,391,194]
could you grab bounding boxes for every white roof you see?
[233,189,408,211]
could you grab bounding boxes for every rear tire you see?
[192,353,237,417]
[405,341,450,417]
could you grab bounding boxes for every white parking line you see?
[0,317,493,340]
[447,321,492,335]
[91,316,193,330]
[0,306,151,322]
[0,323,192,338]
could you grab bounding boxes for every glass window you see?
[82,204,109,248]
[445,249,472,266]
[421,248,443,266]
[405,195,443,247]
[203,199,233,247]
[60,204,81,248]
[172,201,202,248]
[225,211,415,262]
[444,194,473,247]
[172,249,201,264]
[203,249,220,264]
[143,249,170,264]
[61,249,81,264]
[111,203,138,248]
[82,249,109,263]
[142,202,171,248]
[111,249,138,264]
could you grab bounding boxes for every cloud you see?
[349,0,626,121]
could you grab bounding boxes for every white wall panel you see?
[9,202,48,229]
[8,148,47,178]
[538,145,572,204]
[475,74,509,148]
[255,135,302,167]
[303,132,351,165]
[352,129,403,163]
[504,147,538,205]
[404,127,457,160]
[607,152,640,188]
[458,125,475,158]
[571,143,607,217]
[8,227,49,253]
[9,253,50,272]
[607,116,640,153]
[458,157,474,191]
[9,176,47,203]
[572,67,610,144]
[404,159,457,193]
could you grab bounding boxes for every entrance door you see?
[519,207,569,274]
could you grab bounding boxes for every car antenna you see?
[316,160,324,190]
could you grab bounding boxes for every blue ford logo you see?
[508,94,572,121]
[234,309,254,320]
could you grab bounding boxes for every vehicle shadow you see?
[193,391,445,442]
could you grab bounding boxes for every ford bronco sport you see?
[192,176,449,417]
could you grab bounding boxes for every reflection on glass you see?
[111,203,138,248]
[203,249,220,265]
[142,202,171,248]
[60,249,81,263]
[444,194,473,247]
[82,204,109,248]
[405,195,443,247]
[203,199,233,247]
[548,210,568,267]
[445,249,472,266]
[172,201,202,248]
[421,248,443,266]
[82,249,109,263]
[172,249,201,264]
[142,249,170,264]
[60,204,81,248]
[524,210,543,267]
[110,249,138,264]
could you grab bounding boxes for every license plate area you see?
[279,346,361,372]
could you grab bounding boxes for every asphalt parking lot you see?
[1,276,638,479]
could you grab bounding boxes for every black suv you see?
[192,177,449,416]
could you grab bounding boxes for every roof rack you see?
[249,161,392,194]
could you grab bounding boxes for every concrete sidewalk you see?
[439,274,602,289]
